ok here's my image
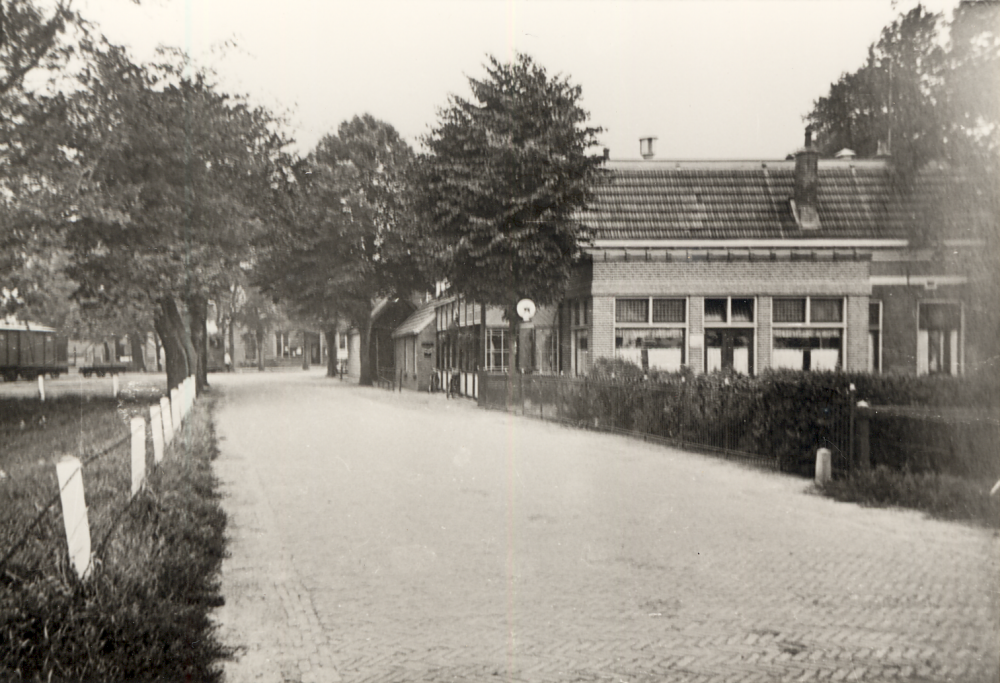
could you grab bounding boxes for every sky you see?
[75,0,963,160]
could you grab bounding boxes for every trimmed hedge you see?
[552,359,999,478]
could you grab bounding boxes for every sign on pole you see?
[150,405,164,464]
[130,417,146,497]
[56,456,91,580]
[160,396,174,446]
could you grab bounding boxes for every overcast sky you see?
[76,0,962,160]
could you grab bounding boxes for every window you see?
[339,333,346,350]
[705,297,755,325]
[616,299,648,323]
[486,329,509,372]
[530,327,559,373]
[869,301,881,373]
[704,298,756,374]
[918,302,961,375]
[573,329,589,376]
[772,297,845,371]
[614,297,687,372]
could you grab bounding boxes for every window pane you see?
[704,298,727,323]
[810,298,843,323]
[616,298,649,323]
[869,302,881,328]
[731,298,754,323]
[919,302,960,330]
[652,298,685,323]
[773,298,806,323]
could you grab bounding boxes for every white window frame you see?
[703,296,757,375]
[485,328,509,372]
[770,296,847,371]
[916,300,963,376]
[613,296,688,372]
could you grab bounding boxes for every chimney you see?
[875,140,891,158]
[640,136,657,160]
[603,147,610,162]
[792,127,821,230]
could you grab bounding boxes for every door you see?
[705,329,754,375]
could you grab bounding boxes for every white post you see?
[130,416,146,497]
[160,396,174,446]
[37,374,45,401]
[150,405,164,465]
[815,447,832,486]
[112,374,119,398]
[170,388,181,429]
[56,456,91,580]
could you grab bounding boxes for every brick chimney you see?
[792,127,821,230]
[640,137,657,160]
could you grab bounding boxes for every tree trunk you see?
[358,315,374,386]
[164,297,196,386]
[256,328,265,371]
[130,332,147,372]
[227,316,236,371]
[324,324,339,377]
[153,330,163,372]
[187,295,209,393]
[156,299,190,391]
[301,329,310,370]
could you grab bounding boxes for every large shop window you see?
[614,297,686,372]
[918,302,961,375]
[772,297,844,371]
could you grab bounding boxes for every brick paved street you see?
[213,372,999,683]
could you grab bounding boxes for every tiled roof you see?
[579,160,986,243]
[391,300,436,339]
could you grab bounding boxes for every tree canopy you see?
[414,53,605,313]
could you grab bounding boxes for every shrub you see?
[820,466,1000,528]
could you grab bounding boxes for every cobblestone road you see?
[213,372,999,683]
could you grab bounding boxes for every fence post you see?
[519,370,525,415]
[38,375,45,401]
[150,405,164,464]
[56,455,91,580]
[848,383,856,471]
[131,416,146,497]
[855,402,871,470]
[160,396,174,446]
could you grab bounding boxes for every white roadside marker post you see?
[130,417,146,497]
[112,374,119,398]
[150,405,164,465]
[815,447,832,486]
[160,396,174,446]
[38,375,45,401]
[170,388,181,431]
[56,456,91,580]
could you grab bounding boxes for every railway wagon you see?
[0,322,69,381]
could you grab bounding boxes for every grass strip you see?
[0,395,233,682]
[819,466,1000,528]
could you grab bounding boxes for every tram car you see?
[0,322,69,381]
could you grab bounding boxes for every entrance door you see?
[705,329,754,375]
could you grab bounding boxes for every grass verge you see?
[0,395,233,682]
[819,466,1000,528]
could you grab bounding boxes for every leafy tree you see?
[62,44,291,391]
[413,53,605,388]
[257,114,424,385]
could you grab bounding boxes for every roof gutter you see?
[590,239,910,249]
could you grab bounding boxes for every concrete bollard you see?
[38,375,45,401]
[56,455,91,580]
[150,405,164,465]
[112,374,119,398]
[815,447,832,486]
[130,417,146,497]
[160,396,174,446]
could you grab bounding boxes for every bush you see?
[819,466,1000,528]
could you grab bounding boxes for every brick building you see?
[419,135,993,396]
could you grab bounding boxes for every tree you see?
[62,44,291,391]
[256,114,424,385]
[806,5,946,173]
[413,53,605,390]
